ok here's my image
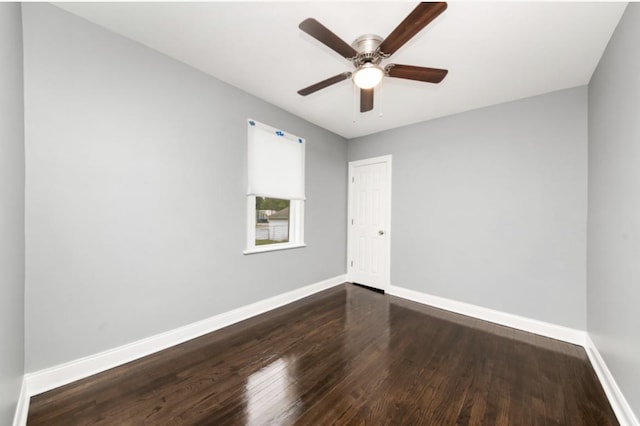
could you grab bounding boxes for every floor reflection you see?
[27,284,615,425]
[245,357,297,425]
[345,284,390,354]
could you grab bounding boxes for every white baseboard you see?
[387,285,640,425]
[12,379,29,426]
[387,284,586,346]
[585,335,639,426]
[21,277,635,426]
[25,274,346,398]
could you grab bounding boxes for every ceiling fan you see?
[297,2,449,113]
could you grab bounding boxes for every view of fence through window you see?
[256,197,290,246]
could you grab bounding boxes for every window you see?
[255,197,290,246]
[244,119,305,254]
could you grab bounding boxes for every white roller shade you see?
[247,119,306,200]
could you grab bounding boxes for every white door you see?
[347,155,391,291]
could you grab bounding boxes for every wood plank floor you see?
[28,284,618,425]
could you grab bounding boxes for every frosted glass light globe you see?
[353,64,384,89]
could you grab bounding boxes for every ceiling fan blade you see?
[378,2,447,57]
[360,88,374,112]
[387,64,448,83]
[298,72,352,96]
[299,18,358,59]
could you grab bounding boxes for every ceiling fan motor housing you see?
[351,34,384,66]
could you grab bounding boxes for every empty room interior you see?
[2,1,640,424]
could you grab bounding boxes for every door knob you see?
[378,230,385,235]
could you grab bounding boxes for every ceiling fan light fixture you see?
[297,2,449,112]
[353,63,384,89]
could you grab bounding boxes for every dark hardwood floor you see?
[28,284,617,425]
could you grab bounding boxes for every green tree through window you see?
[256,197,289,211]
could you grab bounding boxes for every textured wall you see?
[349,87,588,329]
[0,2,25,423]
[588,3,640,421]
[23,3,347,372]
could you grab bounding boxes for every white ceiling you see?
[55,2,626,139]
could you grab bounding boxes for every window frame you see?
[244,119,306,255]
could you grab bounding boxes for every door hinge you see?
[351,218,354,225]
[352,177,354,183]
[350,260,353,267]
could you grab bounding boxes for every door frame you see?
[346,155,392,291]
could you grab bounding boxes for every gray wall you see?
[22,3,347,372]
[0,3,25,424]
[588,3,640,420]
[349,87,588,329]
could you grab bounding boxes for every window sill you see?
[243,243,306,255]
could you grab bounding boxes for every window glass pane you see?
[255,197,290,246]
